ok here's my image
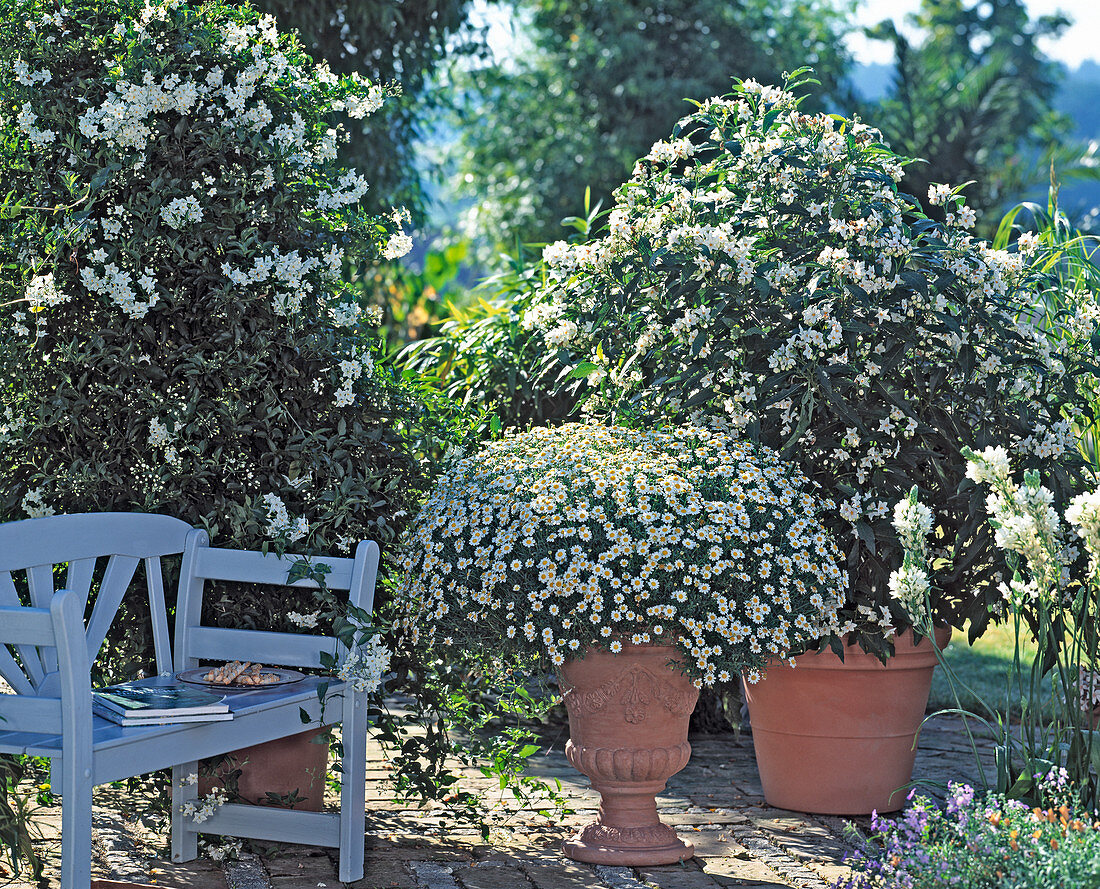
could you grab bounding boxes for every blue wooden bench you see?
[0,512,380,887]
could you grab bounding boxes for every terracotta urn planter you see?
[200,726,329,811]
[559,643,699,865]
[742,627,950,815]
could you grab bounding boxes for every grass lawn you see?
[929,622,1039,718]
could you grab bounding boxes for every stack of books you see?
[93,683,232,726]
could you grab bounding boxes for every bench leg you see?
[172,762,200,863]
[338,693,367,883]
[60,757,93,889]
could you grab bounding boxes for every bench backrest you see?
[174,529,380,671]
[0,513,193,696]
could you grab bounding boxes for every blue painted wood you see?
[0,513,193,570]
[189,546,356,588]
[0,514,378,887]
[185,627,338,669]
[340,679,368,881]
[63,559,97,615]
[143,557,173,676]
[26,563,55,609]
[27,564,59,674]
[170,762,199,863]
[169,534,375,877]
[83,555,140,668]
[0,605,59,646]
[54,589,93,889]
[0,572,23,609]
[0,696,63,733]
[34,684,335,785]
[0,572,46,688]
[172,528,209,675]
[349,540,381,615]
[0,648,34,696]
[189,803,341,846]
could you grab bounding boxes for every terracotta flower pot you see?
[200,726,330,811]
[559,643,699,865]
[743,627,950,815]
[91,883,158,889]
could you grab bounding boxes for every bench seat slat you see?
[9,676,341,754]
[59,687,338,785]
[0,728,54,755]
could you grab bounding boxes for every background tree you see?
[451,0,855,251]
[865,0,1071,231]
[241,0,484,219]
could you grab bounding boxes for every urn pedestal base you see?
[562,774,695,865]
[559,645,699,866]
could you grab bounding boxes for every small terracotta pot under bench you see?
[200,725,330,810]
[743,627,950,815]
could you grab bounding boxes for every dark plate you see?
[176,666,305,691]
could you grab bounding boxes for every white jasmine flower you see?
[965,446,1011,485]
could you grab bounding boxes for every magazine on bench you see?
[92,703,234,725]
[93,682,231,723]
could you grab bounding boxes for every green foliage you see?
[916,447,1100,810]
[865,0,1071,230]
[353,238,473,352]
[240,0,482,219]
[370,652,571,836]
[995,189,1100,471]
[0,0,422,650]
[0,755,46,887]
[453,0,855,250]
[526,75,1095,655]
[928,622,1039,718]
[398,240,584,433]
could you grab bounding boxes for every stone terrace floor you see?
[4,715,998,889]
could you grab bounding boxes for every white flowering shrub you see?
[0,0,421,653]
[398,423,845,686]
[336,634,390,693]
[888,488,934,627]
[922,446,1100,809]
[526,72,1093,654]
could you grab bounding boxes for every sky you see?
[848,0,1100,67]
[473,1,1100,70]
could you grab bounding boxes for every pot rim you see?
[748,626,952,675]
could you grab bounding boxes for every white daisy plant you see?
[398,423,846,686]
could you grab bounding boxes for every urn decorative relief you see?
[559,643,699,865]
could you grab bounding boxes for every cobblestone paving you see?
[2,716,998,889]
